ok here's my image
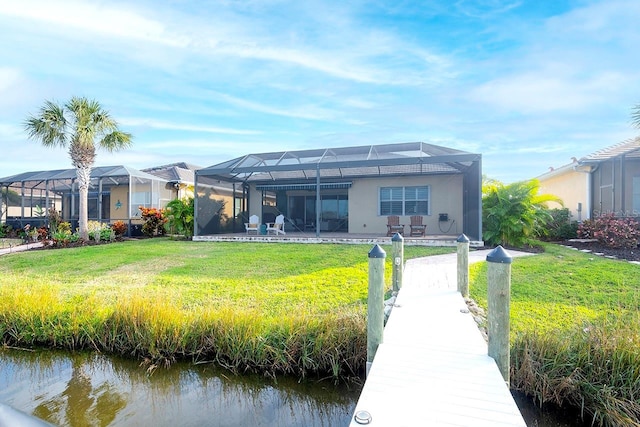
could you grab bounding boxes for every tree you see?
[25,97,132,240]
[482,178,561,247]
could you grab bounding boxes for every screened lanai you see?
[0,165,172,236]
[195,142,483,240]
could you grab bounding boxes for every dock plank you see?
[349,250,527,427]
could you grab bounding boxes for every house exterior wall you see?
[591,157,640,217]
[538,167,590,221]
[109,186,129,221]
[622,159,640,216]
[348,174,463,235]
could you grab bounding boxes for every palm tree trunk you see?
[76,165,91,240]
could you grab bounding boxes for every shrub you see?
[139,207,167,237]
[0,223,9,238]
[111,220,127,237]
[87,221,111,242]
[165,197,194,238]
[47,207,62,235]
[482,178,561,247]
[578,214,640,248]
[542,208,578,241]
[37,226,48,241]
[58,222,72,235]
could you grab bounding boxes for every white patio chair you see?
[266,214,286,235]
[244,215,260,234]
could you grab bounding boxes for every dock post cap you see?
[456,234,470,243]
[368,244,386,259]
[354,410,372,424]
[486,245,513,264]
[391,232,404,242]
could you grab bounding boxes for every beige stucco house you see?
[194,142,483,240]
[0,164,198,236]
[537,137,640,221]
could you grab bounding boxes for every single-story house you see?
[537,137,640,221]
[194,142,483,240]
[1,165,177,235]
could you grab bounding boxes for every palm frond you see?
[24,100,68,147]
[632,104,640,129]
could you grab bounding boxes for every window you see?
[131,191,151,216]
[380,186,429,216]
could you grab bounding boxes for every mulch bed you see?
[560,240,640,262]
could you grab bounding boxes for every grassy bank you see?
[470,243,640,426]
[0,239,452,379]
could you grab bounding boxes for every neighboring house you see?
[0,165,172,235]
[537,158,591,222]
[537,137,640,221]
[143,162,237,225]
[142,162,200,199]
[194,142,483,240]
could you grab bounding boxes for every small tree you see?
[482,178,561,247]
[165,197,194,238]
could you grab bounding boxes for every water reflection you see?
[0,350,360,427]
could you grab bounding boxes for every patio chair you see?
[386,215,405,236]
[409,215,427,237]
[244,215,260,234]
[266,214,286,235]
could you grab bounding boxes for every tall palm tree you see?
[25,97,132,240]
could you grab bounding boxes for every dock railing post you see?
[456,234,470,297]
[367,244,386,376]
[391,232,404,292]
[486,245,513,384]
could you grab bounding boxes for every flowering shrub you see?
[139,206,167,237]
[578,214,640,248]
[111,220,127,237]
[87,221,112,242]
[37,226,48,241]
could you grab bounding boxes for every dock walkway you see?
[349,249,528,426]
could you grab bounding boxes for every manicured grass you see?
[469,243,640,426]
[0,239,453,379]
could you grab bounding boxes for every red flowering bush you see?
[578,213,640,248]
[139,206,167,237]
[111,220,127,237]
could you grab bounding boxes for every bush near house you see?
[164,197,194,238]
[541,208,578,241]
[111,220,127,237]
[578,213,640,248]
[139,207,167,237]
[482,178,561,247]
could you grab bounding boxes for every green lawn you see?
[0,238,453,379]
[470,243,640,426]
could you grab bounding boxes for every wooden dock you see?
[349,250,527,426]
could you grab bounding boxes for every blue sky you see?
[1,0,639,183]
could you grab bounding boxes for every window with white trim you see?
[379,186,429,215]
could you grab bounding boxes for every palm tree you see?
[25,97,132,240]
[633,104,640,128]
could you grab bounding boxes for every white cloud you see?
[120,118,261,135]
[0,1,187,47]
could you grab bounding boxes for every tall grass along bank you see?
[0,239,452,380]
[470,243,640,426]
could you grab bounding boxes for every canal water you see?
[0,349,586,426]
[0,349,359,426]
